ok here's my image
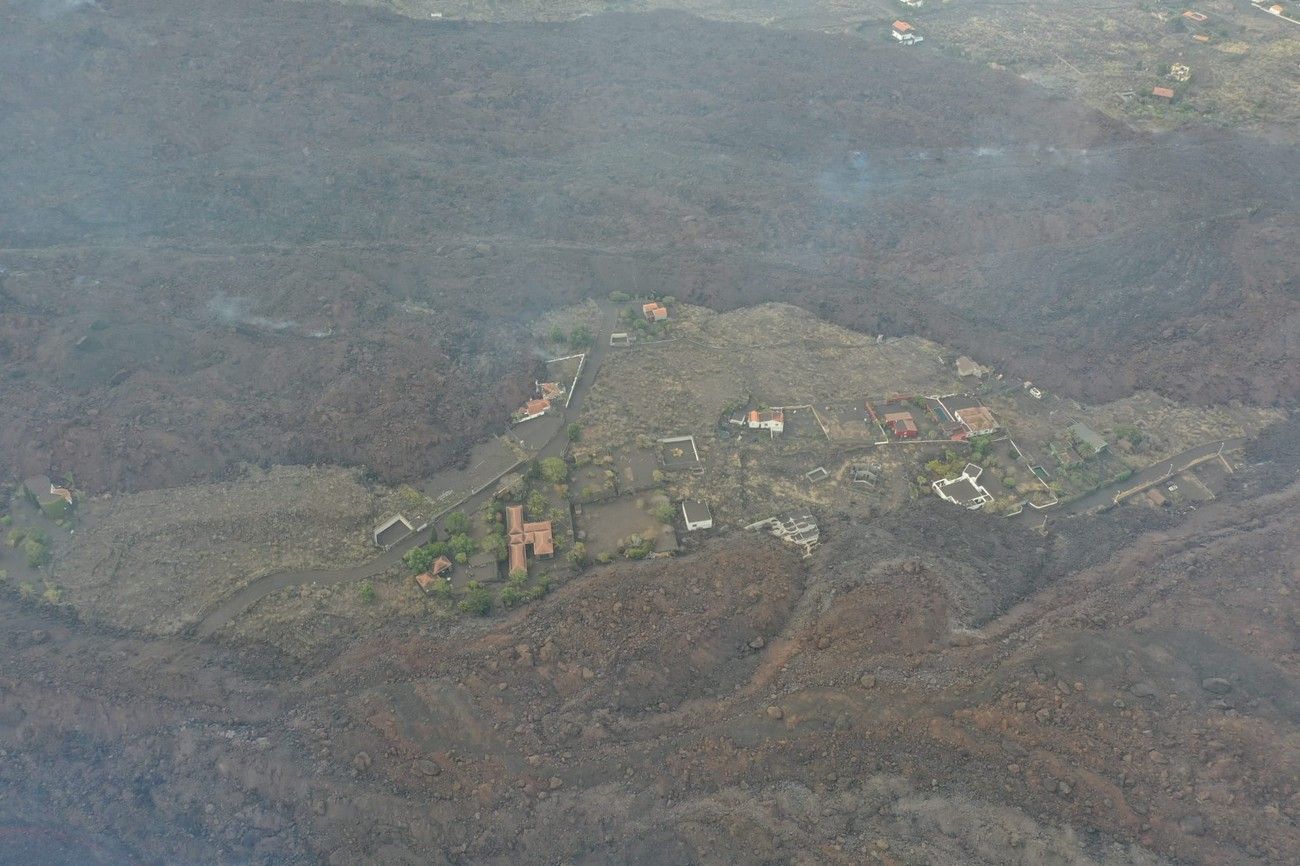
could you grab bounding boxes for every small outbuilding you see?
[374,514,414,548]
[1152,86,1175,101]
[955,356,986,378]
[681,500,714,531]
[1068,423,1108,454]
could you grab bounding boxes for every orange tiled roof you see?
[1152,86,1175,99]
[893,20,913,32]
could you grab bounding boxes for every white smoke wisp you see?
[205,293,298,332]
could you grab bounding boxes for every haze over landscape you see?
[0,1,1297,864]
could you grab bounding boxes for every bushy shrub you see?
[459,582,493,616]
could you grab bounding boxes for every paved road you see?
[192,302,618,638]
[1017,437,1245,521]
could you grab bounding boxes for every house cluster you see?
[642,301,669,322]
[513,380,567,424]
[892,20,923,45]
[506,504,553,574]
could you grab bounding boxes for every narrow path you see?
[192,302,617,639]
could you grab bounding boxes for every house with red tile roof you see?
[513,397,552,423]
[642,301,669,322]
[892,21,923,44]
[506,503,554,573]
[884,411,919,439]
[747,409,784,435]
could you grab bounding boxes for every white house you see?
[681,500,714,532]
[932,464,993,510]
[892,21,923,44]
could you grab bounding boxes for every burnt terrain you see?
[2,433,1298,865]
[1,0,1296,490]
[1,1,1298,864]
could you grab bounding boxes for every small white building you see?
[681,500,714,532]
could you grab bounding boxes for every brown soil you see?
[2,2,1296,492]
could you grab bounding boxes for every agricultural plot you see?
[575,494,678,561]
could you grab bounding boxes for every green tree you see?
[459,581,493,616]
[7,528,26,548]
[549,324,567,345]
[569,325,593,347]
[508,567,527,583]
[539,457,568,484]
[444,510,471,536]
[566,423,582,443]
[567,542,588,566]
[526,490,550,518]
[499,584,524,608]
[358,580,376,604]
[486,532,509,562]
[608,291,631,302]
[651,503,675,524]
[404,545,435,573]
[1114,424,1144,447]
[22,538,49,569]
[448,533,477,560]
